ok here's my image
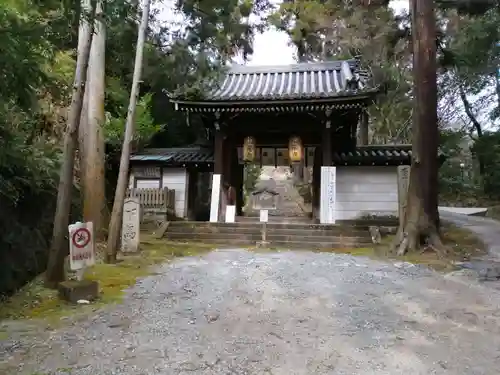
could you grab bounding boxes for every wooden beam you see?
[322,110,333,166]
[358,110,369,145]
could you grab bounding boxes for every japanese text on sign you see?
[68,222,95,270]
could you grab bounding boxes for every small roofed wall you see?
[128,166,189,218]
[336,166,398,220]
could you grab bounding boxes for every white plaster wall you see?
[128,166,189,218]
[135,179,160,189]
[162,168,188,218]
[336,166,399,220]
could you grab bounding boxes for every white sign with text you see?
[68,221,96,270]
[210,174,221,222]
[320,166,336,224]
[225,205,236,223]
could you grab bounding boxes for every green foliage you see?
[244,164,262,194]
[0,0,264,296]
[471,132,500,199]
[105,94,160,146]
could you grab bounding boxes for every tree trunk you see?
[106,0,152,263]
[77,0,91,195]
[83,0,107,239]
[392,0,445,256]
[45,2,95,288]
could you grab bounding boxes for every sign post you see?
[257,209,269,248]
[69,221,96,279]
[210,174,221,222]
[60,221,98,303]
[320,167,336,224]
[225,205,236,223]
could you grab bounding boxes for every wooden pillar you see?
[214,133,224,176]
[186,168,198,220]
[312,146,322,222]
[212,112,225,221]
[236,164,244,216]
[322,108,333,166]
[358,110,369,145]
[223,135,233,185]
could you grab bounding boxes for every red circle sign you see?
[72,227,91,248]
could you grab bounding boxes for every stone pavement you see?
[2,249,500,375]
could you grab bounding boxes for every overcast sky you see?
[156,0,410,66]
[246,0,410,65]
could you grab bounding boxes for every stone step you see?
[166,221,376,230]
[164,237,371,249]
[237,216,311,224]
[165,231,371,244]
[165,226,369,237]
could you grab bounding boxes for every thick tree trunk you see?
[392,0,445,256]
[106,0,151,263]
[45,2,95,288]
[83,0,107,239]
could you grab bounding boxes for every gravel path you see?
[2,249,500,375]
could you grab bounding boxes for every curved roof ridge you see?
[229,59,359,74]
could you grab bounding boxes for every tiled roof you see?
[171,60,375,105]
[332,145,412,166]
[130,147,214,164]
[130,145,413,166]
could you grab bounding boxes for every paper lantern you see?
[288,136,303,163]
[243,136,256,162]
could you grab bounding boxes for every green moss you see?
[0,236,214,322]
[310,225,486,272]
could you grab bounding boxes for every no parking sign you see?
[68,222,95,270]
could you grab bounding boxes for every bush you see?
[0,106,80,297]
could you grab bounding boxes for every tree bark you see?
[77,0,91,195]
[45,2,95,288]
[83,0,107,239]
[458,84,485,175]
[106,0,151,263]
[392,0,445,256]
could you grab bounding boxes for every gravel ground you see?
[2,249,500,375]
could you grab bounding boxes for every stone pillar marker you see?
[121,198,141,253]
[397,165,411,225]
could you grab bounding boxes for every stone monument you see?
[122,198,140,253]
[397,165,411,225]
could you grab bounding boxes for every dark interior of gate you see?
[169,59,376,222]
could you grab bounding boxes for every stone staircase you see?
[162,221,374,249]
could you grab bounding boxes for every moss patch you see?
[0,236,214,322]
[315,225,486,272]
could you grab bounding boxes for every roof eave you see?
[170,92,377,111]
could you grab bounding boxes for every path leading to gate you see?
[3,246,500,374]
[440,209,500,280]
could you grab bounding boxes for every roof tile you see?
[205,60,372,101]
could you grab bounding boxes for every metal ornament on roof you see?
[288,136,303,163]
[243,136,256,162]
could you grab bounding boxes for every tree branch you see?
[458,84,483,137]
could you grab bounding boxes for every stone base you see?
[256,240,270,248]
[58,280,99,303]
